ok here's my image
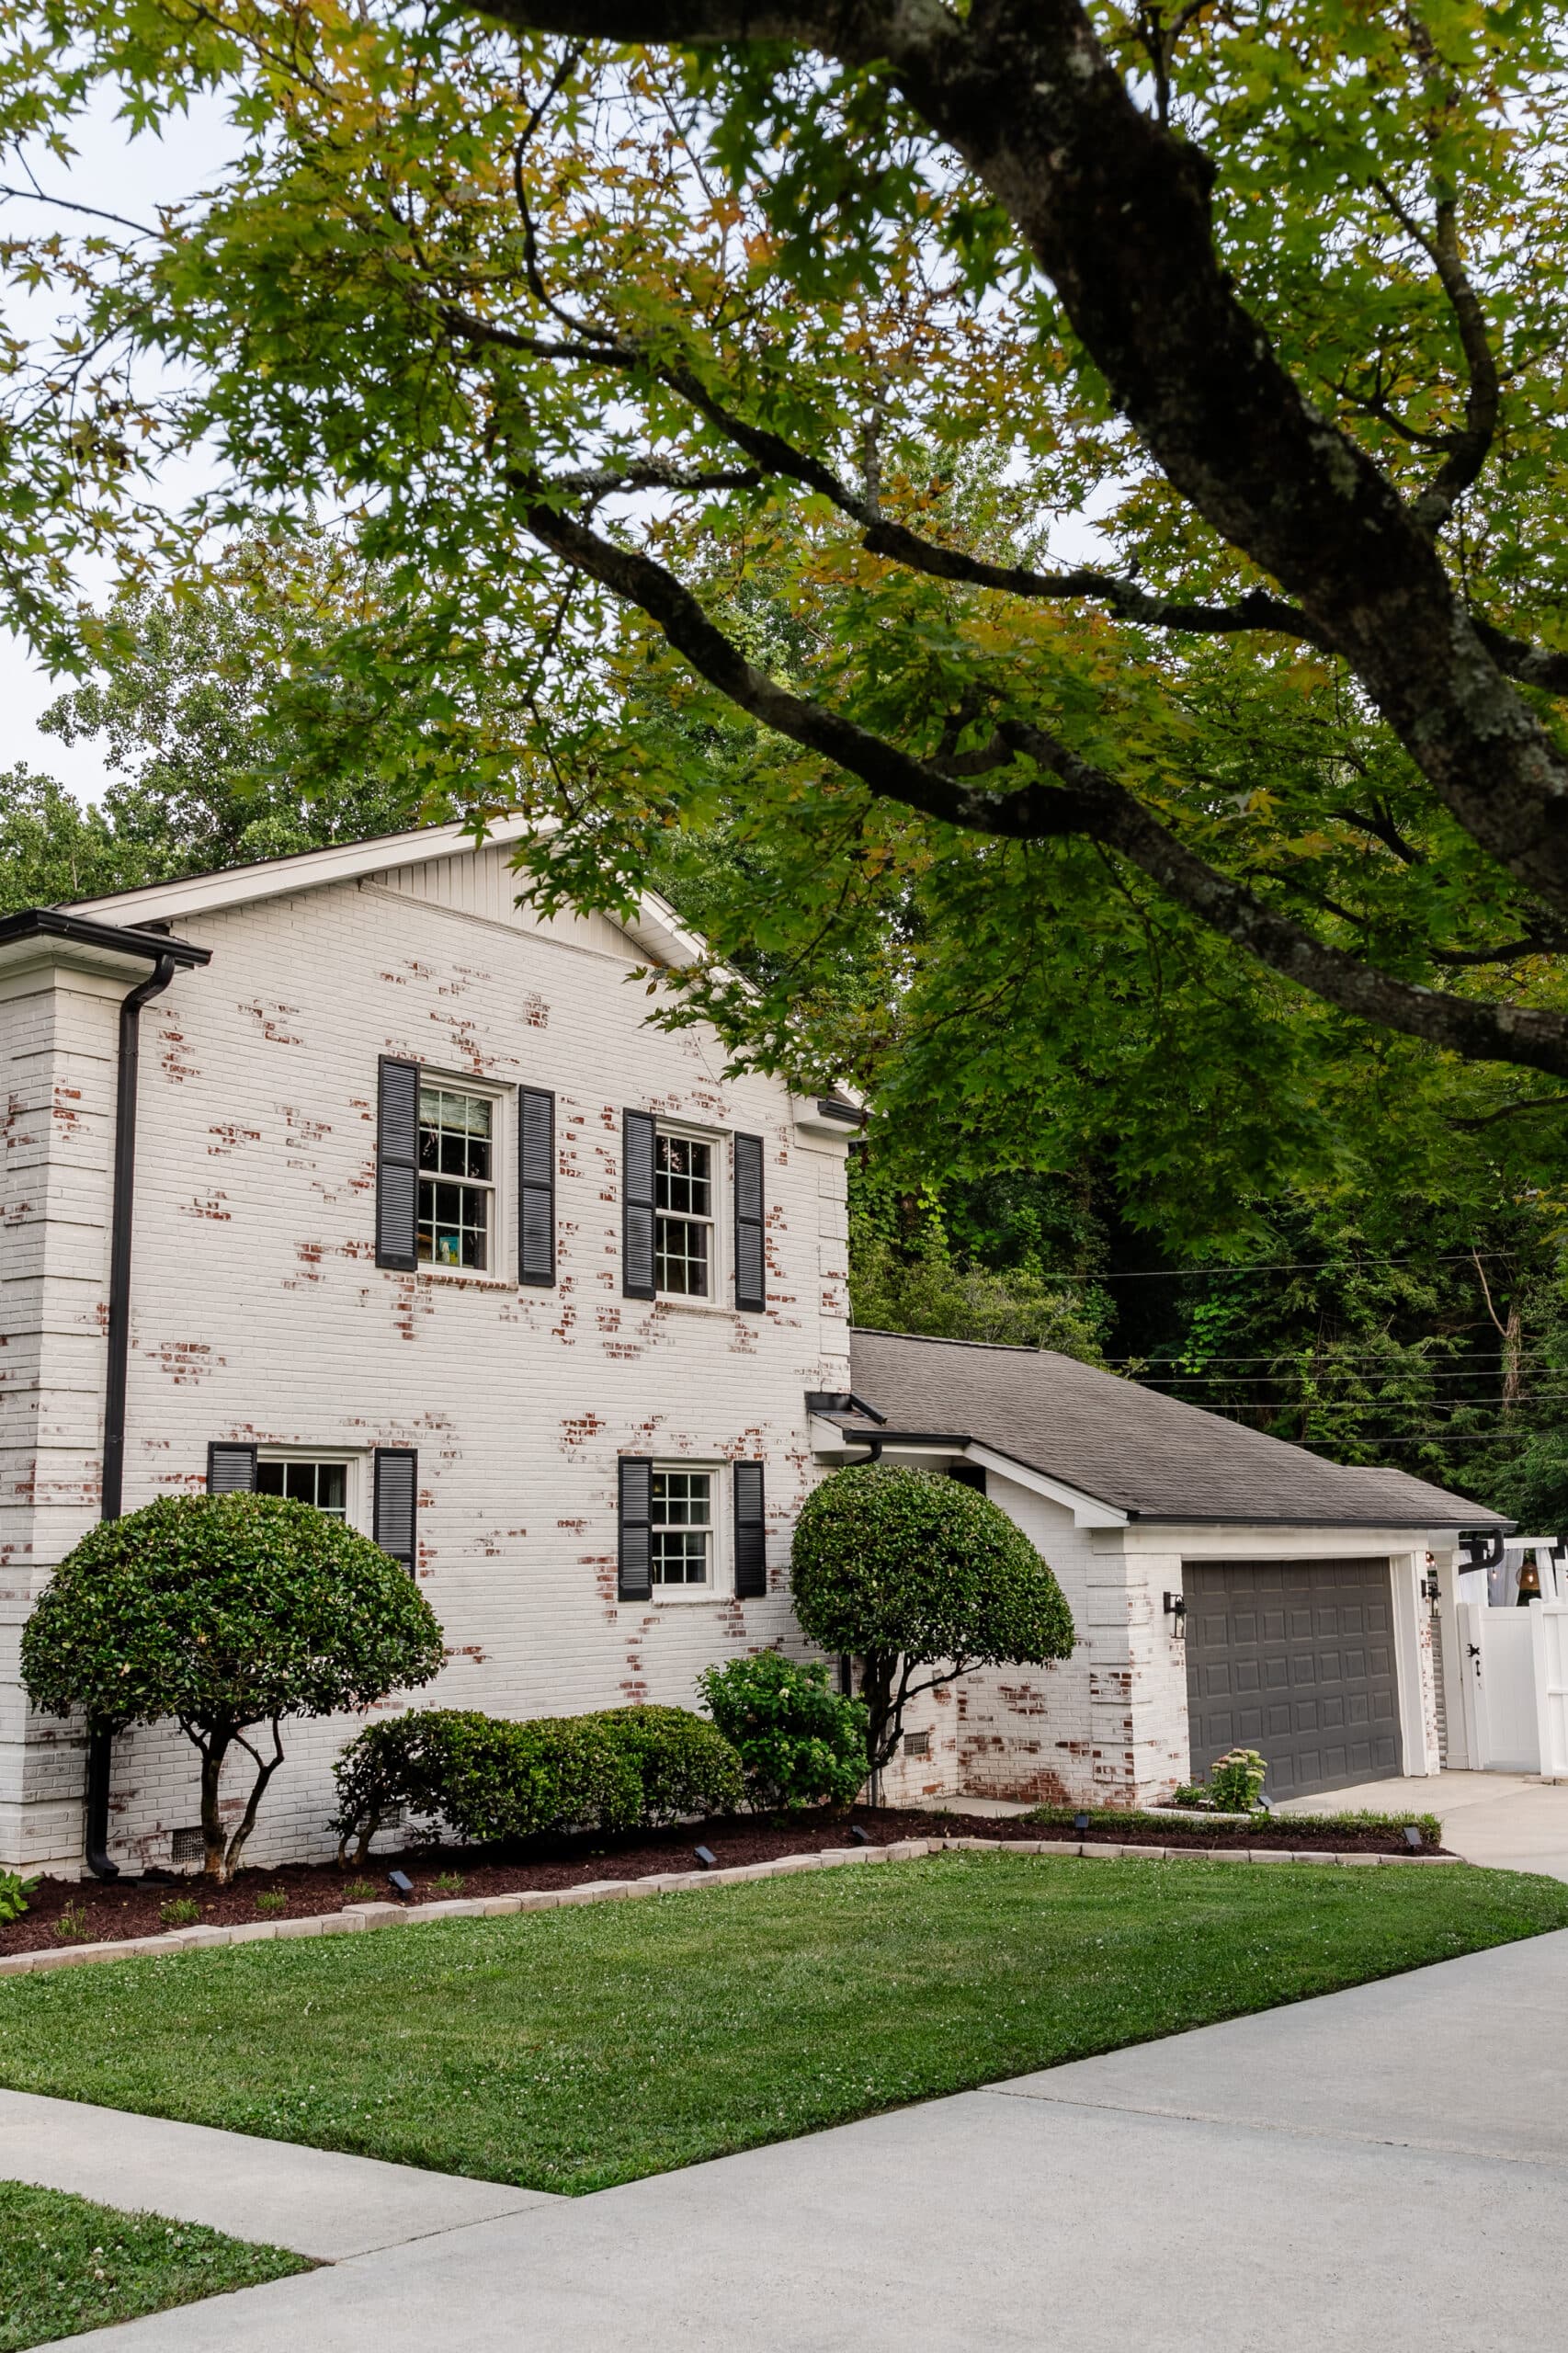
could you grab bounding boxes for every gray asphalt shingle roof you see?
[844,1329,1509,1529]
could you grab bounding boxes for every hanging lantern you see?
[1517,1556,1543,1604]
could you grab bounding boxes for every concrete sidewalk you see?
[1279,1769,1568,1879]
[28,1923,1568,2352]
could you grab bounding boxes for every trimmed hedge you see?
[332,1703,744,1862]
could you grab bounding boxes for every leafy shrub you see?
[158,1897,201,1928]
[791,1464,1074,1775]
[0,1870,39,1925]
[21,1494,446,1881]
[331,1704,744,1863]
[697,1653,869,1811]
[342,1878,379,1904]
[255,1890,289,1916]
[53,1902,90,1944]
[1209,1747,1268,1812]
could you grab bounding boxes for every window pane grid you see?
[655,1134,712,1298]
[650,1469,712,1586]
[256,1460,348,1519]
[417,1086,494,1269]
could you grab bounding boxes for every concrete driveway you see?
[27,1920,1568,2353]
[1278,1769,1568,1880]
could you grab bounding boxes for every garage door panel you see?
[1186,1556,1402,1800]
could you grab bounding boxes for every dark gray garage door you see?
[1185,1558,1402,1800]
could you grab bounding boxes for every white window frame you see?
[653,1121,724,1306]
[416,1071,507,1279]
[255,1449,368,1535]
[648,1461,724,1600]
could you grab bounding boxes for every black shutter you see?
[376,1057,420,1271]
[518,1086,555,1286]
[948,1462,987,1495]
[733,1461,767,1597]
[733,1132,766,1313]
[207,1442,257,1495]
[619,1457,653,1600]
[622,1109,656,1300]
[373,1448,418,1575]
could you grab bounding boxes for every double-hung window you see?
[655,1133,713,1298]
[256,1458,349,1519]
[650,1468,712,1586]
[417,1084,495,1270]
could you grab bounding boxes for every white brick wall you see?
[3,853,849,1872]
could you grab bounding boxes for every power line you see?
[1028,1250,1518,1283]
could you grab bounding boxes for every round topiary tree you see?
[21,1494,446,1881]
[790,1463,1074,1785]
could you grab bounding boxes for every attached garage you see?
[1185,1558,1402,1799]
[819,1331,1513,1811]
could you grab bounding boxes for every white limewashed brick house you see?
[1,816,1505,1875]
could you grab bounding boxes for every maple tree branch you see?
[517,485,1568,1079]
[483,2,1568,923]
[1374,182,1500,535]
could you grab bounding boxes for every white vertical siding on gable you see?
[371,846,644,961]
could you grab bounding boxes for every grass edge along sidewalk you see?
[0,1824,1461,1978]
[0,2179,309,2351]
[2,1851,1564,2197]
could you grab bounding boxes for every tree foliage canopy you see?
[6,3,1568,1225]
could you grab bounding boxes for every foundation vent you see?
[170,1825,204,1865]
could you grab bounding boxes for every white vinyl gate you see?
[1455,1600,1568,1778]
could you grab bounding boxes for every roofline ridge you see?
[850,1324,1094,1364]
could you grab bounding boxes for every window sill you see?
[653,1295,744,1320]
[649,1588,731,1606]
[415,1268,516,1291]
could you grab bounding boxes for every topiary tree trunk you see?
[186,1715,287,1882]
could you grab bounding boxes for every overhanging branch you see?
[517,487,1568,1080]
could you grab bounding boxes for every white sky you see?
[0,88,240,800]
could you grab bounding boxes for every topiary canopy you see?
[790,1462,1074,1775]
[22,1493,446,1878]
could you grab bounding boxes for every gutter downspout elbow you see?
[85,951,179,1881]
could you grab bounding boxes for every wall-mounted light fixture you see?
[1164,1592,1187,1630]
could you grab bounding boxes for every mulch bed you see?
[1,1806,1445,1956]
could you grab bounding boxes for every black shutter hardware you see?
[733,1132,766,1313]
[622,1109,656,1300]
[376,1057,420,1271]
[206,1442,258,1495]
[373,1448,418,1576]
[518,1086,555,1285]
[733,1461,767,1597]
[619,1457,653,1600]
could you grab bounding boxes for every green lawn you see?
[2,1855,1564,2196]
[0,2180,308,2349]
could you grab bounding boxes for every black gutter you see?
[6,912,212,1879]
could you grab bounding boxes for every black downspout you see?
[85,952,179,1881]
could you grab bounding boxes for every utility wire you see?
[1028,1249,1518,1282]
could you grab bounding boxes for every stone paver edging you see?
[0,1835,1459,1980]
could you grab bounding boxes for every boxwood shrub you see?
[697,1652,869,1811]
[332,1703,744,1862]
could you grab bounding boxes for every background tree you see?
[20,1495,446,1881]
[790,1463,1074,1781]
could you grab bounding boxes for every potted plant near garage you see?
[22,1493,445,1881]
